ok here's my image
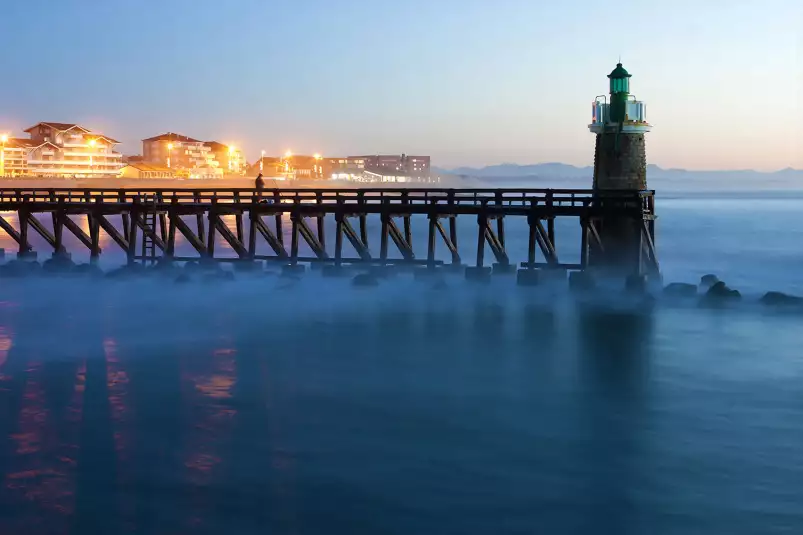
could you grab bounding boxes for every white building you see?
[8,122,125,177]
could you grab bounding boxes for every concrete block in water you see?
[569,271,596,292]
[492,262,516,275]
[465,266,492,283]
[539,268,567,283]
[16,250,37,261]
[516,269,540,287]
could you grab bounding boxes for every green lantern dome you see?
[608,63,631,95]
[607,63,631,80]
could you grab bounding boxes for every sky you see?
[0,0,801,171]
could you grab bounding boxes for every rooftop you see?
[23,122,90,133]
[142,132,201,143]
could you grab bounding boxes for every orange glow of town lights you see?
[167,143,173,150]
[0,134,8,144]
[285,150,292,158]
[88,139,97,147]
[314,153,321,160]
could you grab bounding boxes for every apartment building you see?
[324,154,431,180]
[142,133,222,178]
[0,137,33,176]
[362,154,430,176]
[205,141,245,175]
[0,122,123,177]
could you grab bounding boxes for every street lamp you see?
[260,149,265,172]
[0,134,7,177]
[313,153,322,177]
[88,138,97,173]
[228,146,235,172]
[167,142,173,168]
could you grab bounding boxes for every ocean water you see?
[0,191,802,534]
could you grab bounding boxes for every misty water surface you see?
[0,193,801,534]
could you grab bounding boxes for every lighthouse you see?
[588,62,652,271]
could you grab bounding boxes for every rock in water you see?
[703,281,741,302]
[663,282,698,297]
[352,273,379,287]
[700,274,719,287]
[760,291,803,307]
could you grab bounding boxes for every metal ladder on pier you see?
[141,194,158,265]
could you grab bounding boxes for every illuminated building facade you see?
[0,122,123,177]
[205,141,245,175]
[142,133,222,178]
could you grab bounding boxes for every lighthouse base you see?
[593,132,647,190]
[589,130,650,274]
[588,215,644,274]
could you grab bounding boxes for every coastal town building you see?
[247,154,323,179]
[248,156,285,177]
[119,162,173,179]
[205,141,246,175]
[0,137,33,176]
[324,154,431,181]
[0,122,123,177]
[141,133,222,178]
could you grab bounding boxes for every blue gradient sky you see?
[1,0,800,170]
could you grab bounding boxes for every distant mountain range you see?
[433,163,803,190]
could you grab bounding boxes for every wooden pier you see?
[0,188,659,277]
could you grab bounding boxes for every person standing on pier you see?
[255,173,264,201]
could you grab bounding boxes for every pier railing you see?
[0,187,658,276]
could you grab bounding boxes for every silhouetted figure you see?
[255,173,264,201]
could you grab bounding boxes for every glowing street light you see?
[285,150,292,158]
[228,145,235,172]
[0,134,7,177]
[88,138,97,172]
[167,142,173,168]
[260,149,265,172]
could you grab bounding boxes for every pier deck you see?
[0,187,658,276]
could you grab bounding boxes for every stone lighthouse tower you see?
[588,62,652,269]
